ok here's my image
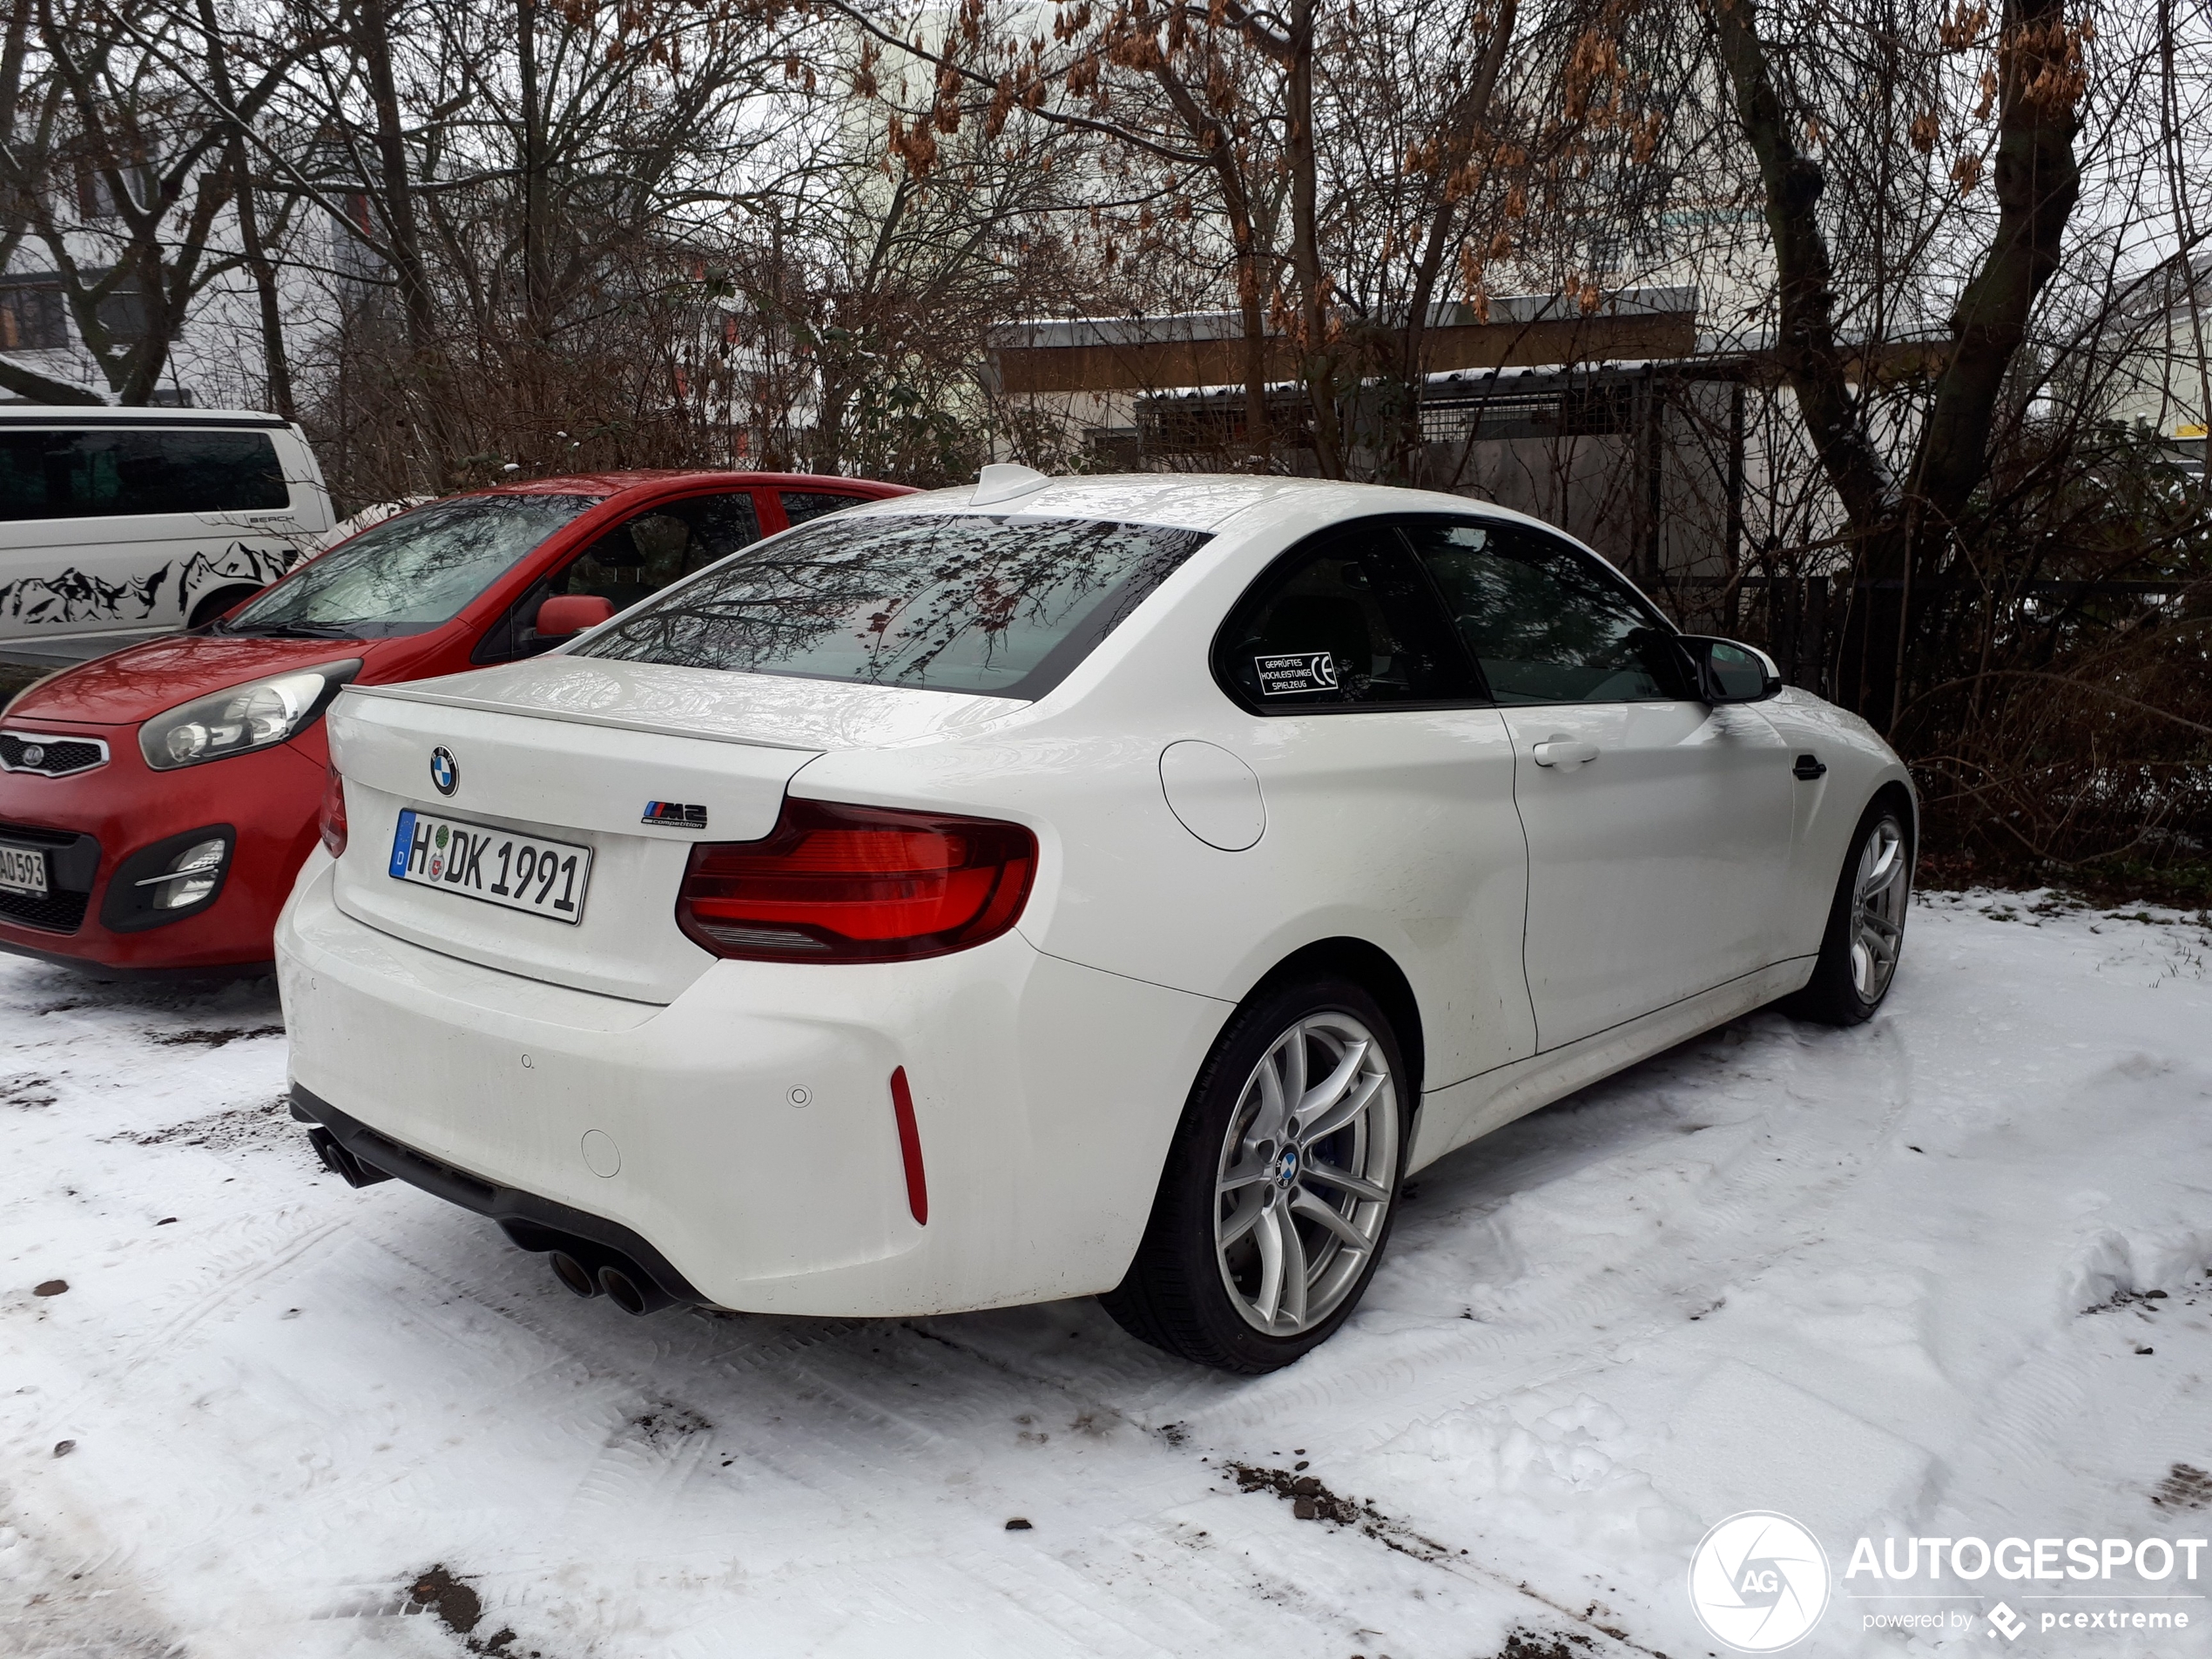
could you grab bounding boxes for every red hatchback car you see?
[0,470,911,975]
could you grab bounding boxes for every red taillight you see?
[318,768,347,859]
[676,798,1037,962]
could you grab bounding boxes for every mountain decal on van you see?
[0,540,299,627]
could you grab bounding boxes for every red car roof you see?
[457,470,914,499]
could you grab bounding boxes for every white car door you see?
[1403,517,1797,1051]
[1209,517,1538,1087]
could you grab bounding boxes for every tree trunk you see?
[1703,0,2082,731]
[196,0,293,418]
[1285,0,1344,477]
[1391,0,1516,483]
[357,0,462,486]
[518,0,551,340]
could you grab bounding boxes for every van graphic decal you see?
[0,540,298,628]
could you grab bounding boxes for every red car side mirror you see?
[534,594,616,637]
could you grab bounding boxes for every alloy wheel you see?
[1850,814,1910,1002]
[1212,1010,1399,1336]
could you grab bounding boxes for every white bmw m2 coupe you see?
[278,469,1913,1372]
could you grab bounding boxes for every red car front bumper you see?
[0,721,327,974]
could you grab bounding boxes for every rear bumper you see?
[275,853,1228,1317]
[289,1082,711,1304]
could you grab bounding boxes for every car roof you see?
[840,471,1595,542]
[445,470,913,501]
[0,404,298,428]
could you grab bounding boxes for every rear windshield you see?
[219,494,597,639]
[0,427,288,521]
[575,513,1209,698]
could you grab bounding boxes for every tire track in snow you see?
[1157,1016,1920,1450]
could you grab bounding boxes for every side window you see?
[779,489,864,527]
[475,491,763,663]
[1215,523,1470,709]
[0,428,287,522]
[1404,518,1692,705]
[554,491,762,610]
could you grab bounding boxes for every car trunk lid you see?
[323,658,1020,1002]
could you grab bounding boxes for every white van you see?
[0,407,335,648]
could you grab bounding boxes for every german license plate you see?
[0,842,48,897]
[388,808,590,924]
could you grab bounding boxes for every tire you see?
[1783,795,1912,1026]
[189,584,263,629]
[1101,975,1409,1373]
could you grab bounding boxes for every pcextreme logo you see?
[1688,1512,1832,1652]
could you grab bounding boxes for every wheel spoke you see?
[1278,1209,1309,1326]
[1301,1067,1383,1146]
[1291,1188,1371,1251]
[1858,908,1902,944]
[1251,1049,1290,1143]
[1279,1029,1307,1123]
[1253,1203,1286,1323]
[1298,1038,1368,1121]
[1862,867,1905,910]
[1851,941,1876,995]
[1219,1190,1266,1247]
[1862,833,1901,887]
[1219,1153,1272,1191]
[1301,1158,1388,1203]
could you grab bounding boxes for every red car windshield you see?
[218,494,599,639]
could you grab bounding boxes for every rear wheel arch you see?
[1105,954,1416,1371]
[1239,936,1425,1102]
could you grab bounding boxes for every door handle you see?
[1532,738,1600,767]
[1793,752,1828,780]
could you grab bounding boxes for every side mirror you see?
[533,594,616,638]
[1676,635,1781,704]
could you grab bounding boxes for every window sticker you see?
[1254,651,1340,695]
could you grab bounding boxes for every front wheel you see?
[1784,798,1912,1026]
[1102,977,1408,1373]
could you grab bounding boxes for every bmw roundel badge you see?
[430,746,459,796]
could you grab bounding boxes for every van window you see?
[0,428,289,521]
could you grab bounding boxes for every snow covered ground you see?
[4,894,2212,1659]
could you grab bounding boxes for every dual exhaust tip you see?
[308,1127,673,1316]
[308,1126,392,1189]
[303,1120,685,1318]
[547,1247,671,1316]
